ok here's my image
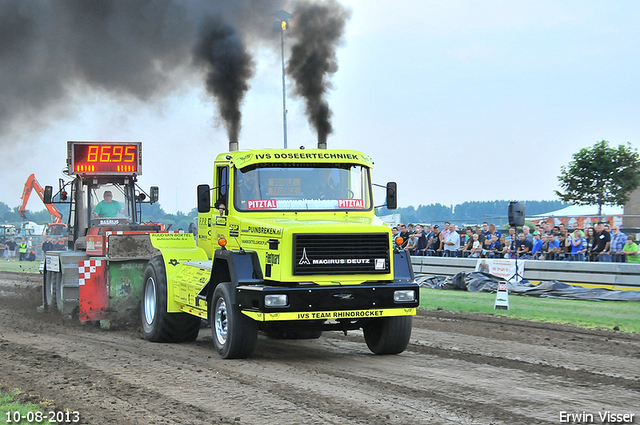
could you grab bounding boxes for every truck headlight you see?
[265,294,288,307]
[394,290,416,303]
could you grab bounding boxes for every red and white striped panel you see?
[78,259,103,286]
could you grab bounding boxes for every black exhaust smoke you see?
[0,0,350,153]
[286,0,350,149]
[194,17,255,152]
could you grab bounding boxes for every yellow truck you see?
[142,148,419,359]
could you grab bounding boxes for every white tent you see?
[531,204,623,218]
[529,204,624,228]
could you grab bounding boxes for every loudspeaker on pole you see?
[508,202,525,227]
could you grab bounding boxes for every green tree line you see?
[2,199,568,231]
[0,201,197,231]
[376,200,568,226]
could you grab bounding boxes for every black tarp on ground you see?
[416,272,640,302]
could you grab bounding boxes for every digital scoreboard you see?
[67,141,142,175]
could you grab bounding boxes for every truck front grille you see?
[293,233,391,275]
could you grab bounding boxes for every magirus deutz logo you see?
[298,247,386,269]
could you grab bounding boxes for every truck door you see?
[213,166,231,249]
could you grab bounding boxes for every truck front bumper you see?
[236,281,419,322]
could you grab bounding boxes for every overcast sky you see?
[2,0,639,215]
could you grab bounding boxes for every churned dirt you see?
[0,271,638,425]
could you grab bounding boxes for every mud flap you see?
[78,259,108,321]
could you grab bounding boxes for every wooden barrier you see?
[410,256,640,290]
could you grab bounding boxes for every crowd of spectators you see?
[392,221,640,263]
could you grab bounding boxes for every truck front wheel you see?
[141,256,200,343]
[363,316,413,355]
[211,282,258,359]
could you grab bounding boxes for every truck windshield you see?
[233,165,372,211]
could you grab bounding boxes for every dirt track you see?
[0,272,638,425]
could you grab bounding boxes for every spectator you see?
[543,222,554,235]
[533,234,549,260]
[42,237,54,253]
[18,239,27,261]
[2,241,8,261]
[531,232,543,258]
[610,225,627,262]
[585,227,597,262]
[516,233,533,259]
[481,222,490,238]
[487,224,502,241]
[500,236,513,259]
[398,224,410,249]
[391,227,400,249]
[547,231,559,260]
[425,225,441,256]
[567,229,587,261]
[622,236,640,263]
[7,238,16,261]
[593,222,611,262]
[485,234,502,258]
[474,226,486,245]
[439,222,451,254]
[522,225,533,243]
[404,231,418,254]
[443,224,460,257]
[413,224,428,255]
[407,223,415,235]
[463,227,473,245]
[554,232,568,260]
[506,226,517,244]
[468,233,483,258]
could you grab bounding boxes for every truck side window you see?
[214,166,228,212]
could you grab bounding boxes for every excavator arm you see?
[19,174,63,224]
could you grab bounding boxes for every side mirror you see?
[149,186,159,204]
[44,186,53,204]
[386,182,397,210]
[197,184,211,213]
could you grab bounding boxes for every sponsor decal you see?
[338,198,364,209]
[375,258,386,270]
[247,225,282,235]
[236,153,252,162]
[265,253,280,265]
[248,199,277,209]
[241,308,416,322]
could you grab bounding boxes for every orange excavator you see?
[19,174,67,237]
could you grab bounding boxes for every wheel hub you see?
[214,298,228,346]
[144,278,156,325]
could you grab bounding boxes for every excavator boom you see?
[19,174,63,224]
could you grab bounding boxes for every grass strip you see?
[0,261,40,274]
[0,389,44,425]
[420,287,640,333]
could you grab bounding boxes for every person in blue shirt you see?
[567,229,586,261]
[530,232,543,258]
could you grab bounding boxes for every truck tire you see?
[211,282,258,359]
[141,256,200,343]
[43,271,57,310]
[363,316,413,355]
[54,272,64,314]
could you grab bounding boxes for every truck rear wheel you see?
[211,282,257,359]
[363,316,413,355]
[43,271,57,310]
[141,256,200,343]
